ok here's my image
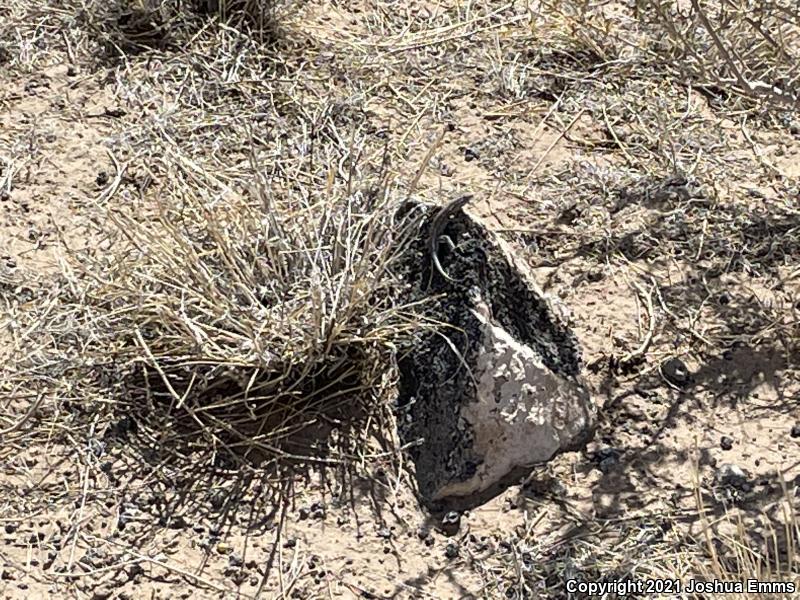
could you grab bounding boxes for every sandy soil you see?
[1,1,799,598]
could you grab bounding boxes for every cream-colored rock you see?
[432,300,593,501]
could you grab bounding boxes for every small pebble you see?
[720,436,734,451]
[227,570,247,585]
[444,542,459,559]
[790,424,800,438]
[716,463,748,488]
[595,447,621,473]
[661,358,691,387]
[209,491,226,511]
[599,456,618,474]
[216,542,232,554]
[228,553,243,567]
[586,270,603,283]
[439,511,461,536]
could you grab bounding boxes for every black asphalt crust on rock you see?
[395,200,591,511]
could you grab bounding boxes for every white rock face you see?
[432,301,593,501]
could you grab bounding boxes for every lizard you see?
[426,194,474,288]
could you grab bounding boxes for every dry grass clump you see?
[1,0,428,464]
[7,165,427,462]
[472,477,800,599]
[537,0,799,112]
[202,0,279,25]
[62,0,285,59]
[641,0,800,110]
[690,506,800,598]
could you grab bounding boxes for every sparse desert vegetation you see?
[1,0,799,598]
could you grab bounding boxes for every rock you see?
[216,542,232,554]
[309,501,326,520]
[464,147,479,162]
[720,436,734,451]
[594,447,621,463]
[716,464,749,489]
[209,490,226,510]
[444,542,460,559]
[396,200,594,510]
[91,588,113,600]
[661,358,692,388]
[226,569,247,585]
[126,563,145,580]
[714,463,753,504]
[168,515,188,530]
[599,455,619,474]
[228,553,243,567]
[439,511,461,536]
[586,269,604,283]
[791,424,800,438]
